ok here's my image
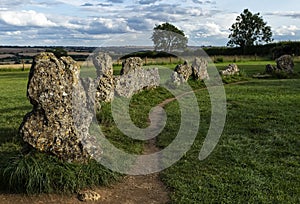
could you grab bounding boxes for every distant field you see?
[0,64,31,71]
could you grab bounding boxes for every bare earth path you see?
[0,98,174,204]
[0,140,170,204]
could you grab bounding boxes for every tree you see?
[227,9,273,48]
[152,22,188,52]
[46,47,68,58]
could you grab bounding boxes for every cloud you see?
[192,0,216,4]
[127,17,154,31]
[195,22,229,38]
[138,0,161,5]
[266,11,300,19]
[106,0,123,3]
[83,17,134,34]
[5,30,21,35]
[81,3,93,6]
[0,10,57,27]
[97,3,113,7]
[275,25,299,36]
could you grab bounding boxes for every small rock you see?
[174,60,192,81]
[220,64,239,76]
[78,190,101,202]
[265,64,277,74]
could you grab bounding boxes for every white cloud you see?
[266,11,300,19]
[5,30,21,35]
[0,10,57,27]
[197,22,229,38]
[275,25,299,36]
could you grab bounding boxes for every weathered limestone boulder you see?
[120,57,143,75]
[276,55,294,73]
[265,64,277,74]
[174,61,192,81]
[93,52,115,102]
[265,55,294,74]
[19,52,101,162]
[192,57,209,80]
[170,71,185,86]
[115,68,160,98]
[92,52,113,77]
[220,64,239,76]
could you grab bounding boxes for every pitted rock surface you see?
[174,61,192,81]
[266,55,294,74]
[120,57,143,75]
[170,71,185,86]
[220,63,240,76]
[93,52,114,102]
[192,57,209,80]
[276,55,294,73]
[20,52,101,162]
[115,68,160,98]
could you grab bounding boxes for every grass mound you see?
[0,150,119,194]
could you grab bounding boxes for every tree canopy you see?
[227,9,273,48]
[151,22,188,52]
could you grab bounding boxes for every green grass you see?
[0,61,299,203]
[158,78,300,203]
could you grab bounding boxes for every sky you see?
[1,0,300,47]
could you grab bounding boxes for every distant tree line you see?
[202,41,300,59]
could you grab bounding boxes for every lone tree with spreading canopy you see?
[227,9,273,48]
[152,22,188,52]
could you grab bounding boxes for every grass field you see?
[0,61,299,202]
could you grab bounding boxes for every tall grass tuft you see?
[1,151,119,194]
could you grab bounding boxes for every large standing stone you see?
[120,57,143,75]
[174,61,192,81]
[93,52,114,102]
[19,52,101,162]
[220,64,239,76]
[192,57,209,80]
[92,52,114,77]
[265,55,294,74]
[276,55,294,73]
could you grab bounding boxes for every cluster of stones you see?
[171,57,209,85]
[19,53,161,162]
[19,51,211,162]
[94,54,160,102]
[220,63,240,76]
[266,55,294,74]
[19,52,102,162]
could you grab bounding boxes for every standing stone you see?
[19,52,101,162]
[170,71,185,86]
[192,57,209,80]
[92,52,113,77]
[114,68,160,98]
[120,57,143,75]
[220,64,239,76]
[276,55,294,73]
[174,61,192,81]
[93,52,114,102]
